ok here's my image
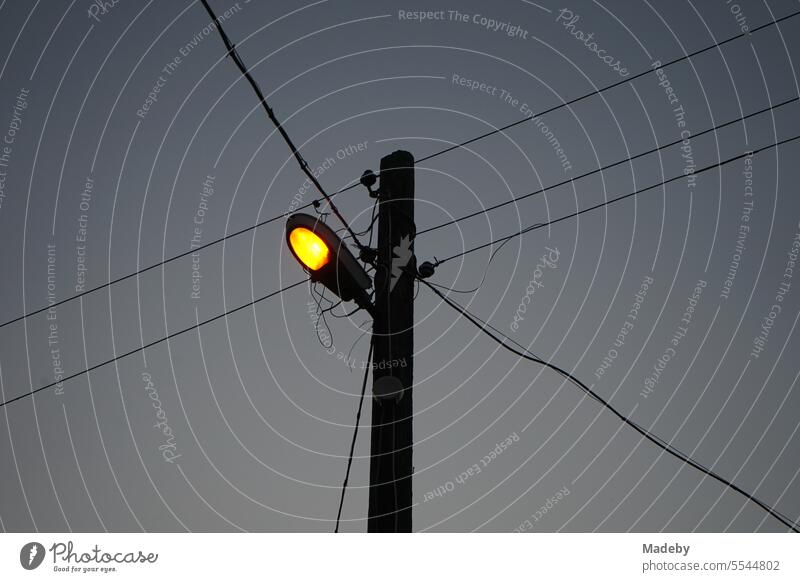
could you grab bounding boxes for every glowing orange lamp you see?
[286,213,373,314]
[288,227,330,271]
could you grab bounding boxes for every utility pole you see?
[368,150,415,532]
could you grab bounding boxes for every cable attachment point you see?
[360,169,379,198]
[359,246,378,266]
[417,260,436,279]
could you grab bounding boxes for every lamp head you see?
[285,213,373,313]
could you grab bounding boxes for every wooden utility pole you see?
[368,150,415,532]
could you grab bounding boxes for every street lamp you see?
[285,213,374,315]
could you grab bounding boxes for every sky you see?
[0,0,799,532]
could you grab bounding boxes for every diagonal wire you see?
[419,279,800,532]
[436,134,800,265]
[0,280,306,409]
[417,97,798,237]
[1,12,796,331]
[198,0,364,248]
[0,205,318,331]
[416,10,800,165]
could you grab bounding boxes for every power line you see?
[0,206,314,331]
[419,278,800,533]
[0,280,306,409]
[3,15,795,333]
[418,97,798,238]
[198,0,364,248]
[335,338,374,533]
[436,134,800,265]
[0,175,363,332]
[2,94,781,332]
[0,1,381,332]
[0,126,781,414]
[416,10,800,166]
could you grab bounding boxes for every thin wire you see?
[198,0,365,249]
[437,134,800,265]
[0,206,313,331]
[341,198,380,242]
[311,284,336,350]
[366,198,379,247]
[415,11,800,166]
[3,22,795,332]
[330,304,364,319]
[418,97,798,238]
[420,279,800,533]
[427,232,521,293]
[335,338,374,532]
[0,280,306,409]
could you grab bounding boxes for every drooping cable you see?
[419,279,800,533]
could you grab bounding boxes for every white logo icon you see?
[390,235,413,293]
